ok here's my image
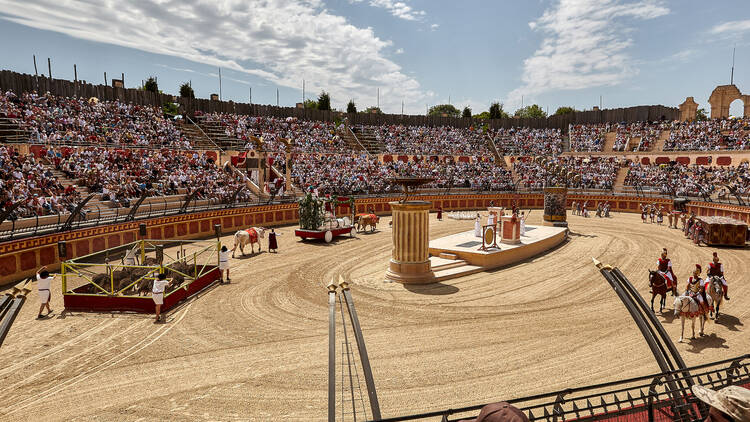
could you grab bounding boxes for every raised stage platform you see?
[428,225,568,281]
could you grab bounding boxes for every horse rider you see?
[657,248,677,292]
[706,252,730,300]
[685,264,710,314]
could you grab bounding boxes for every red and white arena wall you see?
[1,194,748,286]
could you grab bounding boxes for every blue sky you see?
[0,0,749,116]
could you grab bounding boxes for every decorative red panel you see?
[223,217,232,228]
[92,237,105,252]
[200,220,210,232]
[716,156,732,166]
[164,225,175,238]
[255,213,265,224]
[76,240,89,257]
[655,157,670,164]
[189,221,200,234]
[123,231,135,243]
[211,218,221,228]
[375,203,383,212]
[150,227,162,239]
[451,200,458,208]
[177,223,187,236]
[695,156,709,165]
[108,234,121,248]
[39,246,55,266]
[285,210,293,220]
[265,212,273,222]
[20,251,37,271]
[0,256,16,277]
[641,157,650,165]
[675,157,690,165]
[274,211,283,221]
[234,216,243,227]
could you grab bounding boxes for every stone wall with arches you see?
[708,85,750,118]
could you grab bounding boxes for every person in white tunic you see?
[520,211,527,236]
[36,266,54,319]
[487,211,496,227]
[152,272,173,323]
[474,213,482,238]
[219,245,231,282]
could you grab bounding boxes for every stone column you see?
[385,201,435,284]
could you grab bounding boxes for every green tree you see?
[179,82,195,99]
[462,106,472,118]
[304,99,318,109]
[317,91,331,111]
[514,104,547,118]
[144,76,158,93]
[553,106,575,116]
[489,102,509,119]
[347,100,357,113]
[162,102,179,116]
[696,107,708,121]
[428,104,460,118]
[473,111,491,119]
[365,106,382,114]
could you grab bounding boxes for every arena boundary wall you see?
[0,70,678,130]
[1,193,748,287]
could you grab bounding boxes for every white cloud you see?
[508,0,669,108]
[350,0,426,21]
[710,19,750,35]
[0,0,425,113]
[395,48,404,54]
[430,23,439,31]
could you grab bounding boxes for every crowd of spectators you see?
[1,91,191,149]
[624,161,750,197]
[0,145,79,219]
[493,127,563,156]
[569,123,609,152]
[370,125,491,155]
[204,113,347,153]
[664,119,750,151]
[612,122,664,152]
[513,156,621,190]
[290,154,514,195]
[54,147,248,207]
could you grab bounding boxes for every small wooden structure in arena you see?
[696,216,748,246]
[61,238,221,313]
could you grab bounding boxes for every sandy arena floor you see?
[0,211,748,421]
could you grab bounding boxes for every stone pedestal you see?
[500,215,520,244]
[385,201,435,284]
[543,187,568,227]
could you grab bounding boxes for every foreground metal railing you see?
[373,355,750,422]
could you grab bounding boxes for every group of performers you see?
[570,201,611,218]
[657,248,730,314]
[683,213,706,245]
[473,207,528,238]
[640,203,665,225]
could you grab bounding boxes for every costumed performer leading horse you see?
[656,248,678,295]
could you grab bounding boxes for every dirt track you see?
[0,211,747,421]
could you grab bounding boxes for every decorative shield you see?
[484,226,495,245]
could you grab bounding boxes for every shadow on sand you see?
[403,282,459,296]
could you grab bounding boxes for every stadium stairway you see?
[612,166,630,193]
[350,126,384,155]
[626,136,642,152]
[602,132,616,152]
[341,127,367,153]
[178,120,222,151]
[561,135,570,153]
[654,129,670,152]
[486,134,504,164]
[0,117,29,143]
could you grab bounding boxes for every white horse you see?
[673,294,712,343]
[232,227,267,257]
[706,276,724,320]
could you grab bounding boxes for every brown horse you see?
[648,270,676,313]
